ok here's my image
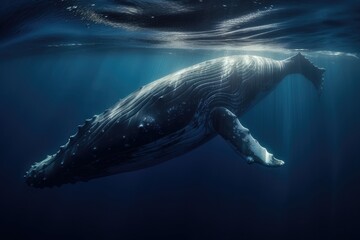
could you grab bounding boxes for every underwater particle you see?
[66,5,78,11]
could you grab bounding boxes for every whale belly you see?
[106,120,214,174]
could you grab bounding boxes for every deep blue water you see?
[1,1,360,240]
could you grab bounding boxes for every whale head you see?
[25,153,77,188]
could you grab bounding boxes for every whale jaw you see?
[25,155,75,188]
[25,155,54,188]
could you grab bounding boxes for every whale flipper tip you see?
[268,157,285,167]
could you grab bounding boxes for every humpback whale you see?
[25,53,324,188]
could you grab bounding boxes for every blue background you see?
[1,49,360,239]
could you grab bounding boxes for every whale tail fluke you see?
[286,52,325,92]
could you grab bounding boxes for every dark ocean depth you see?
[1,1,360,240]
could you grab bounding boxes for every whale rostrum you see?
[25,53,325,188]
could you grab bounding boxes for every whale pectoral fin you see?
[210,107,284,167]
